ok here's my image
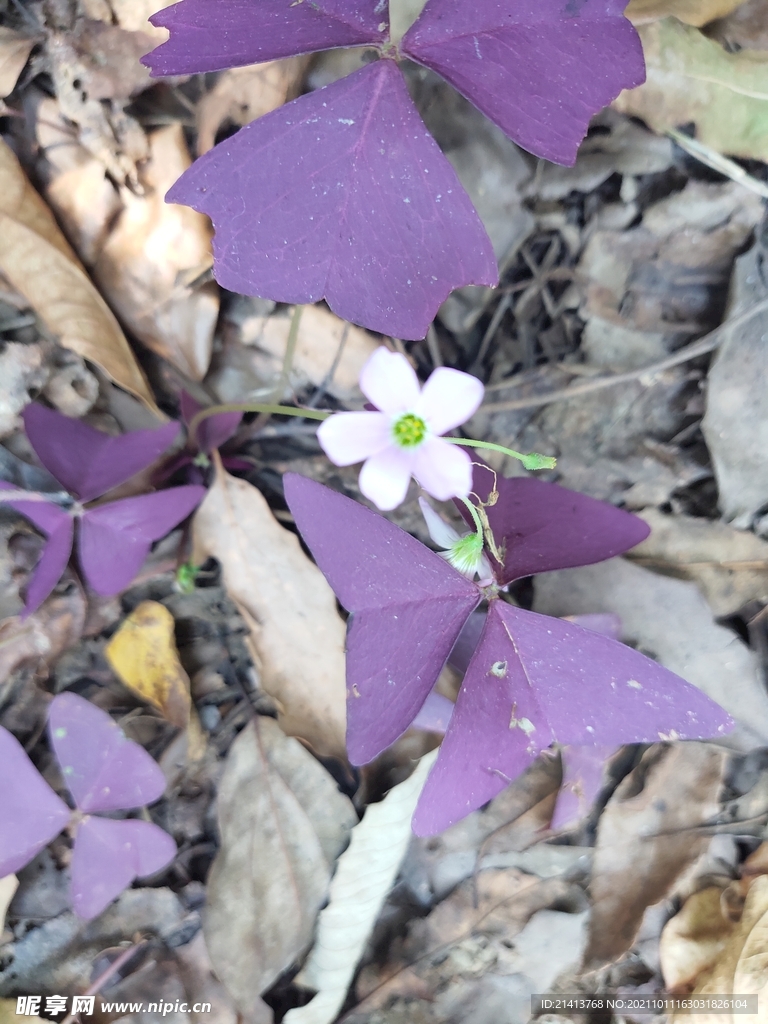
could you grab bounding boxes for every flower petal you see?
[359,348,421,415]
[418,497,461,550]
[413,438,473,501]
[359,447,415,511]
[318,411,392,467]
[415,367,484,435]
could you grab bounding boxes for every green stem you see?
[443,436,556,471]
[266,304,304,407]
[459,495,484,542]
[188,402,330,446]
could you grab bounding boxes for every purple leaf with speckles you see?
[143,0,390,76]
[70,817,176,919]
[412,691,455,733]
[412,601,732,834]
[551,744,614,830]
[23,403,179,503]
[0,727,71,877]
[401,0,645,166]
[457,461,651,587]
[283,473,480,763]
[167,61,498,340]
[49,693,168,813]
[180,391,241,455]
[78,486,205,596]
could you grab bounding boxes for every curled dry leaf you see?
[105,600,191,729]
[0,140,158,412]
[614,19,768,161]
[285,750,437,1024]
[0,28,36,100]
[585,743,728,967]
[0,587,87,693]
[625,0,749,26]
[97,124,219,380]
[192,454,347,759]
[204,716,356,1017]
[197,57,311,156]
[674,875,768,1024]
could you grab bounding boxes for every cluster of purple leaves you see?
[0,692,174,920]
[143,0,645,339]
[284,467,732,835]
[0,404,205,616]
[157,391,246,485]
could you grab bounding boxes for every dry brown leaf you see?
[710,0,768,52]
[197,58,310,155]
[204,716,355,1017]
[0,587,86,693]
[0,875,17,936]
[585,743,728,967]
[212,304,379,406]
[676,875,768,1024]
[631,509,768,617]
[614,19,768,162]
[625,0,748,26]
[0,28,36,99]
[0,1001,43,1024]
[192,454,347,759]
[96,124,218,380]
[105,600,191,729]
[0,139,158,411]
[660,887,736,992]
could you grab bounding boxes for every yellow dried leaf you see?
[660,887,736,991]
[106,600,191,729]
[614,19,768,161]
[0,139,159,412]
[626,0,748,26]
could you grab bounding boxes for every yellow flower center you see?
[392,413,427,449]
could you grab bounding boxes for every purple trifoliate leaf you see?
[457,461,650,587]
[77,485,205,596]
[180,390,241,455]
[413,600,732,834]
[448,608,486,675]
[283,473,480,764]
[144,0,390,76]
[550,744,614,831]
[70,817,176,920]
[401,0,645,166]
[0,485,74,616]
[49,693,168,813]
[23,404,180,503]
[167,61,497,340]
[565,613,622,640]
[0,727,71,877]
[412,691,454,733]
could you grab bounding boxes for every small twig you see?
[480,297,768,413]
[668,128,768,201]
[60,942,145,1024]
[425,324,444,368]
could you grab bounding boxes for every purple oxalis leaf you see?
[283,473,480,764]
[70,817,176,920]
[0,727,71,877]
[412,691,455,733]
[457,461,651,587]
[23,404,180,503]
[167,61,498,340]
[401,0,645,166]
[78,485,205,595]
[551,744,614,831]
[49,693,168,813]
[0,485,74,616]
[180,391,241,455]
[412,601,733,834]
[143,0,390,76]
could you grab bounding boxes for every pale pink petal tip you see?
[359,348,421,415]
[317,411,392,466]
[416,367,485,436]
[359,447,414,511]
[413,438,473,501]
[419,497,461,550]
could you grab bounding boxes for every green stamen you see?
[392,413,427,449]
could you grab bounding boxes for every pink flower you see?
[318,348,484,511]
